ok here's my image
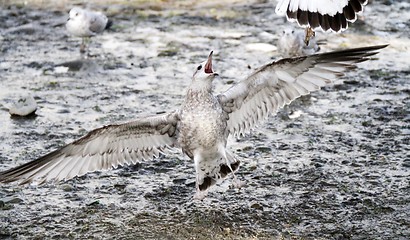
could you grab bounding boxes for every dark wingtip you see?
[105,19,113,30]
[199,177,216,191]
[316,44,389,60]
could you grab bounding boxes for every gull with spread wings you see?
[0,45,387,199]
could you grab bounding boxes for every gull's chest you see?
[178,92,226,152]
[180,96,225,135]
[66,16,92,37]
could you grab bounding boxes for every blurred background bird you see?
[66,7,113,54]
[277,27,325,57]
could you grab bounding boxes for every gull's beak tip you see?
[204,51,214,74]
[209,51,213,58]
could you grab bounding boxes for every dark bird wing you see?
[218,45,387,137]
[276,0,368,32]
[0,111,180,184]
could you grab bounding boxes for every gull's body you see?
[178,65,242,197]
[275,0,368,43]
[278,28,322,57]
[0,45,387,198]
[66,7,111,53]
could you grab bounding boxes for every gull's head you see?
[282,28,295,37]
[67,7,84,21]
[193,51,218,82]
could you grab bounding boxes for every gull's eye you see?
[75,12,79,16]
[291,30,294,34]
[197,65,202,71]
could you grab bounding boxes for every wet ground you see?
[0,0,409,239]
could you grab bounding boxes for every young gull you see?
[0,45,387,199]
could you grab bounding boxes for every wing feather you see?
[88,12,108,34]
[0,111,180,184]
[218,45,387,137]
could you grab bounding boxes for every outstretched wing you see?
[276,0,368,32]
[0,111,180,184]
[218,45,387,137]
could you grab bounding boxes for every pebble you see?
[8,94,37,117]
[60,184,74,192]
[288,110,303,119]
[250,202,263,210]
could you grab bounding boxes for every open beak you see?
[204,51,213,74]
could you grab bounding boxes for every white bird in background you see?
[275,0,368,44]
[278,28,322,58]
[0,45,387,199]
[66,7,112,53]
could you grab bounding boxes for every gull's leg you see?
[193,182,208,200]
[80,37,92,55]
[224,151,245,189]
[193,154,208,200]
[80,37,86,54]
[304,27,315,46]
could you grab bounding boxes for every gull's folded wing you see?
[218,45,387,137]
[275,0,368,32]
[89,12,109,34]
[0,111,180,184]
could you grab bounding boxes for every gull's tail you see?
[105,19,113,30]
[196,151,240,192]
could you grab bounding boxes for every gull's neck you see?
[188,78,213,93]
[183,78,216,108]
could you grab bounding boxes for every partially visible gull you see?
[275,0,368,44]
[0,45,387,199]
[278,28,322,57]
[66,7,112,53]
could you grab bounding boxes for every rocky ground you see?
[0,0,409,239]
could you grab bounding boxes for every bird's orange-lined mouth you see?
[204,51,213,74]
